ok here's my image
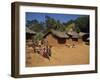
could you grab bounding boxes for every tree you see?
[26,19,45,32]
[64,16,89,33]
[65,23,75,32]
[55,20,65,32]
[45,16,57,30]
[64,20,75,28]
[32,32,44,44]
[45,16,66,32]
[75,16,89,33]
[30,20,42,32]
[26,20,33,27]
[76,26,80,33]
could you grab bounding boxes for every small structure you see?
[51,30,69,43]
[85,37,90,45]
[67,31,79,41]
[87,37,89,41]
[78,32,89,42]
[26,27,36,40]
[43,30,69,46]
[79,32,89,41]
[79,32,88,37]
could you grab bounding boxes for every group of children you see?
[33,39,52,60]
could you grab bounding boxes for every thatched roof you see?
[67,31,79,38]
[87,37,89,41]
[26,27,36,34]
[72,35,79,38]
[51,30,69,38]
[79,32,88,37]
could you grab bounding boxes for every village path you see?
[26,43,89,67]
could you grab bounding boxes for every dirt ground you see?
[26,42,89,67]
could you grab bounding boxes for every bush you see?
[32,32,44,44]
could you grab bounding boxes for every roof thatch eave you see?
[51,29,69,38]
[26,27,36,34]
[79,32,89,37]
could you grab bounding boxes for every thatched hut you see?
[51,30,69,43]
[87,37,89,41]
[78,32,88,42]
[79,32,89,41]
[85,37,90,45]
[26,27,36,40]
[43,30,69,46]
[79,32,88,37]
[67,31,79,41]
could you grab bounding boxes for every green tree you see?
[64,20,75,28]
[32,32,44,43]
[75,16,89,33]
[76,26,80,33]
[45,16,57,30]
[32,20,41,32]
[56,20,65,32]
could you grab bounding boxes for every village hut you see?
[78,32,88,42]
[26,27,36,40]
[79,32,88,37]
[87,37,89,41]
[51,30,69,43]
[43,30,69,46]
[85,37,90,45]
[79,32,89,41]
[67,31,79,41]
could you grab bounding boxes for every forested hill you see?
[26,15,89,34]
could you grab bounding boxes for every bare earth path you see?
[26,43,89,67]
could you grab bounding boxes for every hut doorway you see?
[57,38,66,44]
[72,38,78,41]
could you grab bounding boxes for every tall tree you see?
[45,16,57,30]
[75,16,89,33]
[56,20,65,32]
[27,19,43,32]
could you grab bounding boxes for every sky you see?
[26,12,86,23]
